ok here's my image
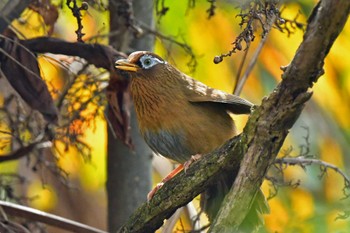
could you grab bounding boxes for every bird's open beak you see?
[115,59,139,72]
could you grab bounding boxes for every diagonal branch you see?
[117,136,244,233]
[0,200,107,233]
[0,142,38,163]
[210,0,350,231]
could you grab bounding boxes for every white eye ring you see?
[140,54,165,69]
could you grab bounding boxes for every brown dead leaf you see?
[0,36,58,123]
[29,0,59,35]
[106,72,133,149]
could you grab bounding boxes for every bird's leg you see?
[147,154,202,200]
[183,154,202,172]
[147,164,184,200]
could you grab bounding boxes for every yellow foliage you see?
[290,188,314,220]
[327,210,349,233]
[11,9,49,38]
[54,141,80,178]
[37,55,65,99]
[320,138,345,202]
[79,118,107,191]
[265,197,289,232]
[260,44,287,81]
[283,164,308,183]
[28,181,57,211]
[320,137,344,167]
[314,71,350,129]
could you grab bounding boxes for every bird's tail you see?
[200,172,269,232]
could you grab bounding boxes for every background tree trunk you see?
[107,0,154,232]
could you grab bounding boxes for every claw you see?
[184,154,202,172]
[147,164,184,200]
[147,155,202,200]
[147,182,164,200]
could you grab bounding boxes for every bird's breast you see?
[143,129,193,163]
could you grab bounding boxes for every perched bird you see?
[115,51,268,231]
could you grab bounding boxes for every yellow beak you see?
[115,59,139,72]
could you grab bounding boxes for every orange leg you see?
[147,164,184,200]
[147,155,203,200]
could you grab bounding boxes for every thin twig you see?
[275,157,350,192]
[233,15,275,95]
[0,140,51,163]
[0,200,107,233]
[66,0,87,42]
[233,45,250,95]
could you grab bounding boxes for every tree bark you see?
[210,1,350,231]
[117,0,350,232]
[107,0,154,232]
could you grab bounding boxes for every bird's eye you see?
[143,58,152,66]
[139,54,165,69]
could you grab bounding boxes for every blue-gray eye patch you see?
[139,54,166,69]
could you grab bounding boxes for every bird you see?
[115,51,268,231]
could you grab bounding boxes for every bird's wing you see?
[183,76,253,114]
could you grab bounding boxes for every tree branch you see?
[0,200,107,233]
[19,37,126,70]
[0,142,37,163]
[117,136,244,233]
[117,0,350,232]
[210,0,350,231]
[275,157,350,193]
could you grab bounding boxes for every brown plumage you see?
[115,51,268,231]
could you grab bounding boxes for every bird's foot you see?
[147,164,184,200]
[183,154,202,172]
[147,182,164,200]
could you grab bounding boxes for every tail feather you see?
[201,173,269,232]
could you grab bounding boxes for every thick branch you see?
[210,0,350,231]
[117,136,244,233]
[117,0,350,232]
[19,37,126,70]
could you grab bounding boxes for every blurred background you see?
[0,0,349,232]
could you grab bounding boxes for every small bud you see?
[81,2,89,10]
[213,56,223,64]
[236,42,242,51]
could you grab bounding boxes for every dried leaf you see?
[0,36,58,123]
[29,0,58,31]
[106,72,133,149]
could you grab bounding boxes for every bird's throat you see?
[130,77,185,131]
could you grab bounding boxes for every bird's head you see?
[115,51,168,77]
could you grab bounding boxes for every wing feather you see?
[183,75,253,114]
